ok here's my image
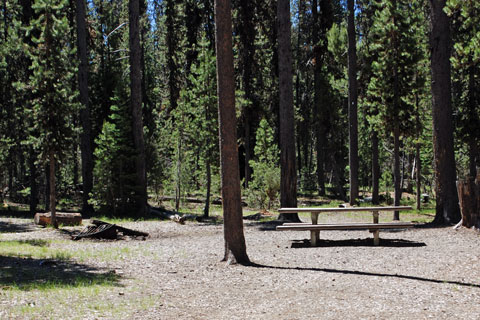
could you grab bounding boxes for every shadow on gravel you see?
[289,238,426,248]
[0,221,37,233]
[0,255,122,291]
[254,220,285,231]
[0,209,33,219]
[248,263,480,289]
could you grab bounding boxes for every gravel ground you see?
[1,215,480,320]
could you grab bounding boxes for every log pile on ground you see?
[73,220,149,240]
[34,212,82,226]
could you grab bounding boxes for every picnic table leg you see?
[311,212,319,246]
[372,211,379,245]
[373,210,379,224]
[373,230,380,246]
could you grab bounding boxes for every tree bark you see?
[204,158,211,218]
[129,0,148,217]
[467,63,478,179]
[415,93,422,210]
[372,130,380,205]
[215,0,250,265]
[49,151,58,228]
[28,148,38,215]
[456,177,479,228]
[347,0,359,205]
[166,0,179,114]
[312,0,326,197]
[238,0,256,188]
[45,163,50,211]
[75,0,94,215]
[429,0,460,224]
[393,123,401,220]
[34,212,82,226]
[277,0,299,222]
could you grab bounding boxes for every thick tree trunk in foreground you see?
[277,0,299,222]
[215,0,250,265]
[75,0,94,215]
[456,176,479,228]
[129,0,148,217]
[429,0,460,224]
[347,0,359,206]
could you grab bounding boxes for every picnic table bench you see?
[276,206,414,246]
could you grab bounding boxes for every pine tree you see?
[447,0,480,178]
[27,0,78,227]
[247,118,281,210]
[367,0,422,219]
[172,36,218,216]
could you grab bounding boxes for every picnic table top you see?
[278,205,412,213]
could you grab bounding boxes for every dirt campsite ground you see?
[1,212,480,320]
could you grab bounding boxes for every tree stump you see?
[34,212,82,226]
[456,175,480,228]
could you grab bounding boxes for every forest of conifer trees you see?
[0,0,479,224]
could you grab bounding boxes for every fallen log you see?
[148,206,202,224]
[149,207,186,224]
[34,212,82,226]
[157,196,248,207]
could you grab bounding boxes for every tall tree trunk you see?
[277,0,299,222]
[416,138,422,210]
[175,130,182,212]
[49,151,58,228]
[429,0,460,224]
[316,128,325,196]
[215,0,250,265]
[129,0,148,217]
[239,0,256,188]
[393,123,401,220]
[372,130,380,204]
[415,91,422,210]
[295,1,303,180]
[392,0,401,219]
[75,0,94,215]
[204,158,211,218]
[467,63,477,178]
[347,0,359,205]
[28,148,38,215]
[312,0,325,196]
[166,0,179,113]
[45,163,50,211]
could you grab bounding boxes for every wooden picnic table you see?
[277,206,414,246]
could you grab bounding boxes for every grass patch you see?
[0,239,122,291]
[0,240,72,261]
